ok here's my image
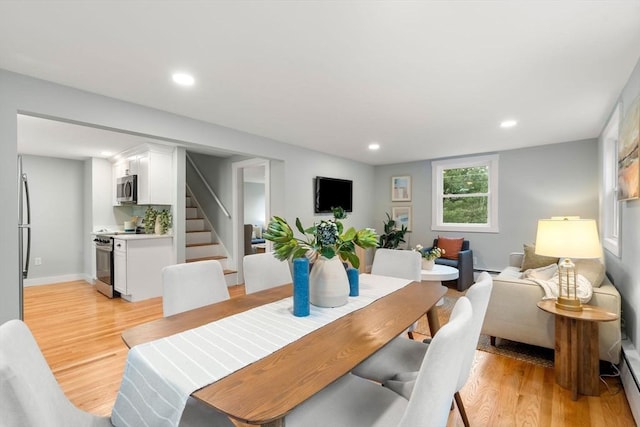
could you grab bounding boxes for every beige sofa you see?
[481,252,621,364]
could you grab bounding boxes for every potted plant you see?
[143,206,157,234]
[156,209,172,234]
[414,244,445,270]
[264,207,378,307]
[378,212,408,249]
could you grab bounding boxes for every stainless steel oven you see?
[94,235,119,298]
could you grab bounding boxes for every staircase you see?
[185,189,237,286]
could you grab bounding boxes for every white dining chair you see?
[162,260,230,317]
[0,319,235,427]
[371,248,423,337]
[243,252,292,294]
[351,272,494,427]
[371,248,422,282]
[284,297,473,427]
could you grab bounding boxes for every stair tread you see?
[186,242,220,247]
[186,255,227,263]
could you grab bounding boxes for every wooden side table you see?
[537,300,618,400]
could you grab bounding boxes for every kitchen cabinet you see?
[112,144,173,206]
[113,235,173,302]
[136,149,172,205]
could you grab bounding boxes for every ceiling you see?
[2,1,640,165]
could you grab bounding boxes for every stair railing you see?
[186,153,231,218]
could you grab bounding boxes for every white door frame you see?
[232,158,270,283]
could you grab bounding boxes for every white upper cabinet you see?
[112,144,173,206]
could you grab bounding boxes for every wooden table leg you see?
[426,306,441,337]
[554,315,601,400]
[570,318,579,401]
[577,319,600,396]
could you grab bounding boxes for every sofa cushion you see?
[574,258,606,288]
[520,243,559,271]
[437,236,464,260]
[434,257,458,268]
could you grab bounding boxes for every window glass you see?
[432,155,498,233]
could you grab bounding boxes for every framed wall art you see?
[618,95,639,200]
[391,175,411,201]
[392,206,412,231]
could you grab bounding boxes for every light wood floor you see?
[23,281,635,426]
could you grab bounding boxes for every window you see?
[432,154,499,233]
[601,105,620,256]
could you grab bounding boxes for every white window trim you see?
[431,154,499,233]
[601,105,620,257]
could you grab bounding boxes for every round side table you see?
[421,264,459,282]
[537,300,618,400]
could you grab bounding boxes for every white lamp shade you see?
[534,219,601,259]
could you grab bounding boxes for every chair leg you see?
[454,391,470,427]
[407,331,414,340]
[490,336,496,346]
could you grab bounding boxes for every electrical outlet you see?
[34,257,42,266]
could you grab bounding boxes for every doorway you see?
[232,158,270,283]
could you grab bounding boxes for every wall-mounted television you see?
[314,176,353,213]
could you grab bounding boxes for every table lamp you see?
[534,218,601,312]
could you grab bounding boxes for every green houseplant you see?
[264,207,378,307]
[264,207,378,268]
[143,206,157,234]
[378,212,408,249]
[156,209,172,234]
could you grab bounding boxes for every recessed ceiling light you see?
[368,143,380,150]
[172,72,195,86]
[500,120,517,128]
[100,151,113,157]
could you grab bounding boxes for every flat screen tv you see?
[314,176,353,213]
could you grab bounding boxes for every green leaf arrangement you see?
[263,207,378,269]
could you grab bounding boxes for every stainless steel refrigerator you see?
[18,156,31,320]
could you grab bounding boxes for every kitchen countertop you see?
[112,234,173,240]
[92,231,172,240]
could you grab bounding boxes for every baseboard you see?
[621,340,640,425]
[24,273,90,287]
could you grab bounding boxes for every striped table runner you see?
[111,274,412,427]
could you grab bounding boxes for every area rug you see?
[415,292,554,368]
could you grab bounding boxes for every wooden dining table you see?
[122,278,447,427]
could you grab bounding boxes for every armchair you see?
[431,238,474,291]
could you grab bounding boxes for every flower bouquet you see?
[414,244,445,261]
[414,244,445,270]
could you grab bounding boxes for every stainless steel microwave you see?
[117,175,137,204]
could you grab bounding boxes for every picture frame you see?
[391,176,411,201]
[392,206,412,232]
[618,95,640,201]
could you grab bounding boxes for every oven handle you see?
[95,245,113,252]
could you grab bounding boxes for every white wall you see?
[0,69,376,323]
[601,57,640,348]
[21,155,85,285]
[373,139,599,271]
[244,182,266,228]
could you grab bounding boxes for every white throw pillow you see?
[523,263,558,281]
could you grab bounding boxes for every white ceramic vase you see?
[154,216,162,234]
[422,258,435,270]
[309,256,350,308]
